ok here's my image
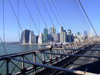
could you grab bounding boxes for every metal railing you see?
[0,42,96,75]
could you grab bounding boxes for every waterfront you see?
[0,43,44,56]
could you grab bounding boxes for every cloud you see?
[0,31,17,35]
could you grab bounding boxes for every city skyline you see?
[0,0,100,42]
[20,25,90,45]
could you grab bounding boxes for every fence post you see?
[20,55,26,75]
[33,52,36,74]
[6,57,11,75]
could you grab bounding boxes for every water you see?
[0,43,45,74]
[0,43,44,56]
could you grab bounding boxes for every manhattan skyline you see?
[0,0,100,42]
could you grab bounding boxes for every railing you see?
[0,42,93,75]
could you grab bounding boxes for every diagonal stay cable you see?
[51,0,67,30]
[47,0,61,27]
[58,0,78,34]
[8,0,23,31]
[32,0,48,29]
[40,0,58,33]
[55,0,70,30]
[65,0,81,33]
[74,0,90,32]
[23,0,39,34]
[61,0,77,33]
[78,0,98,36]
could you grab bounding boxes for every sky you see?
[0,0,100,42]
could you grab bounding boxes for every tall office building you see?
[90,28,93,38]
[49,26,56,34]
[29,31,34,44]
[84,31,87,36]
[59,26,63,32]
[32,36,38,44]
[67,29,71,42]
[77,32,81,35]
[52,33,59,42]
[43,28,48,42]
[67,29,71,35]
[71,34,74,42]
[38,33,43,44]
[49,28,52,34]
[60,30,66,43]
[20,29,30,44]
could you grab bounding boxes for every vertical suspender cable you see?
[0,37,7,54]
[17,0,20,42]
[29,0,31,32]
[38,0,40,33]
[2,0,5,44]
[2,0,7,54]
[29,0,32,44]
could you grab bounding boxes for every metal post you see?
[21,55,26,75]
[33,52,36,74]
[60,49,62,59]
[6,58,9,75]
[55,49,58,63]
[42,51,45,69]
[50,48,52,66]
[21,55,24,69]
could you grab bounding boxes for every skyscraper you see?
[43,28,48,42]
[84,31,87,36]
[90,28,93,38]
[49,28,52,34]
[67,29,71,42]
[51,25,56,34]
[59,26,63,32]
[32,36,38,44]
[20,29,31,44]
[67,29,71,35]
[60,30,66,43]
[77,32,81,35]
[49,26,56,34]
[29,31,34,44]
[38,33,43,44]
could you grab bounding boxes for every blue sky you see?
[0,0,100,42]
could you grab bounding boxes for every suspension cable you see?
[2,0,5,44]
[8,0,23,31]
[56,0,70,30]
[74,0,90,33]
[23,0,39,34]
[78,0,98,36]
[17,0,20,42]
[32,0,48,29]
[2,0,7,54]
[61,0,76,34]
[38,0,40,33]
[65,0,81,33]
[0,37,7,54]
[51,0,67,30]
[40,0,58,33]
[29,0,31,32]
[47,0,61,27]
